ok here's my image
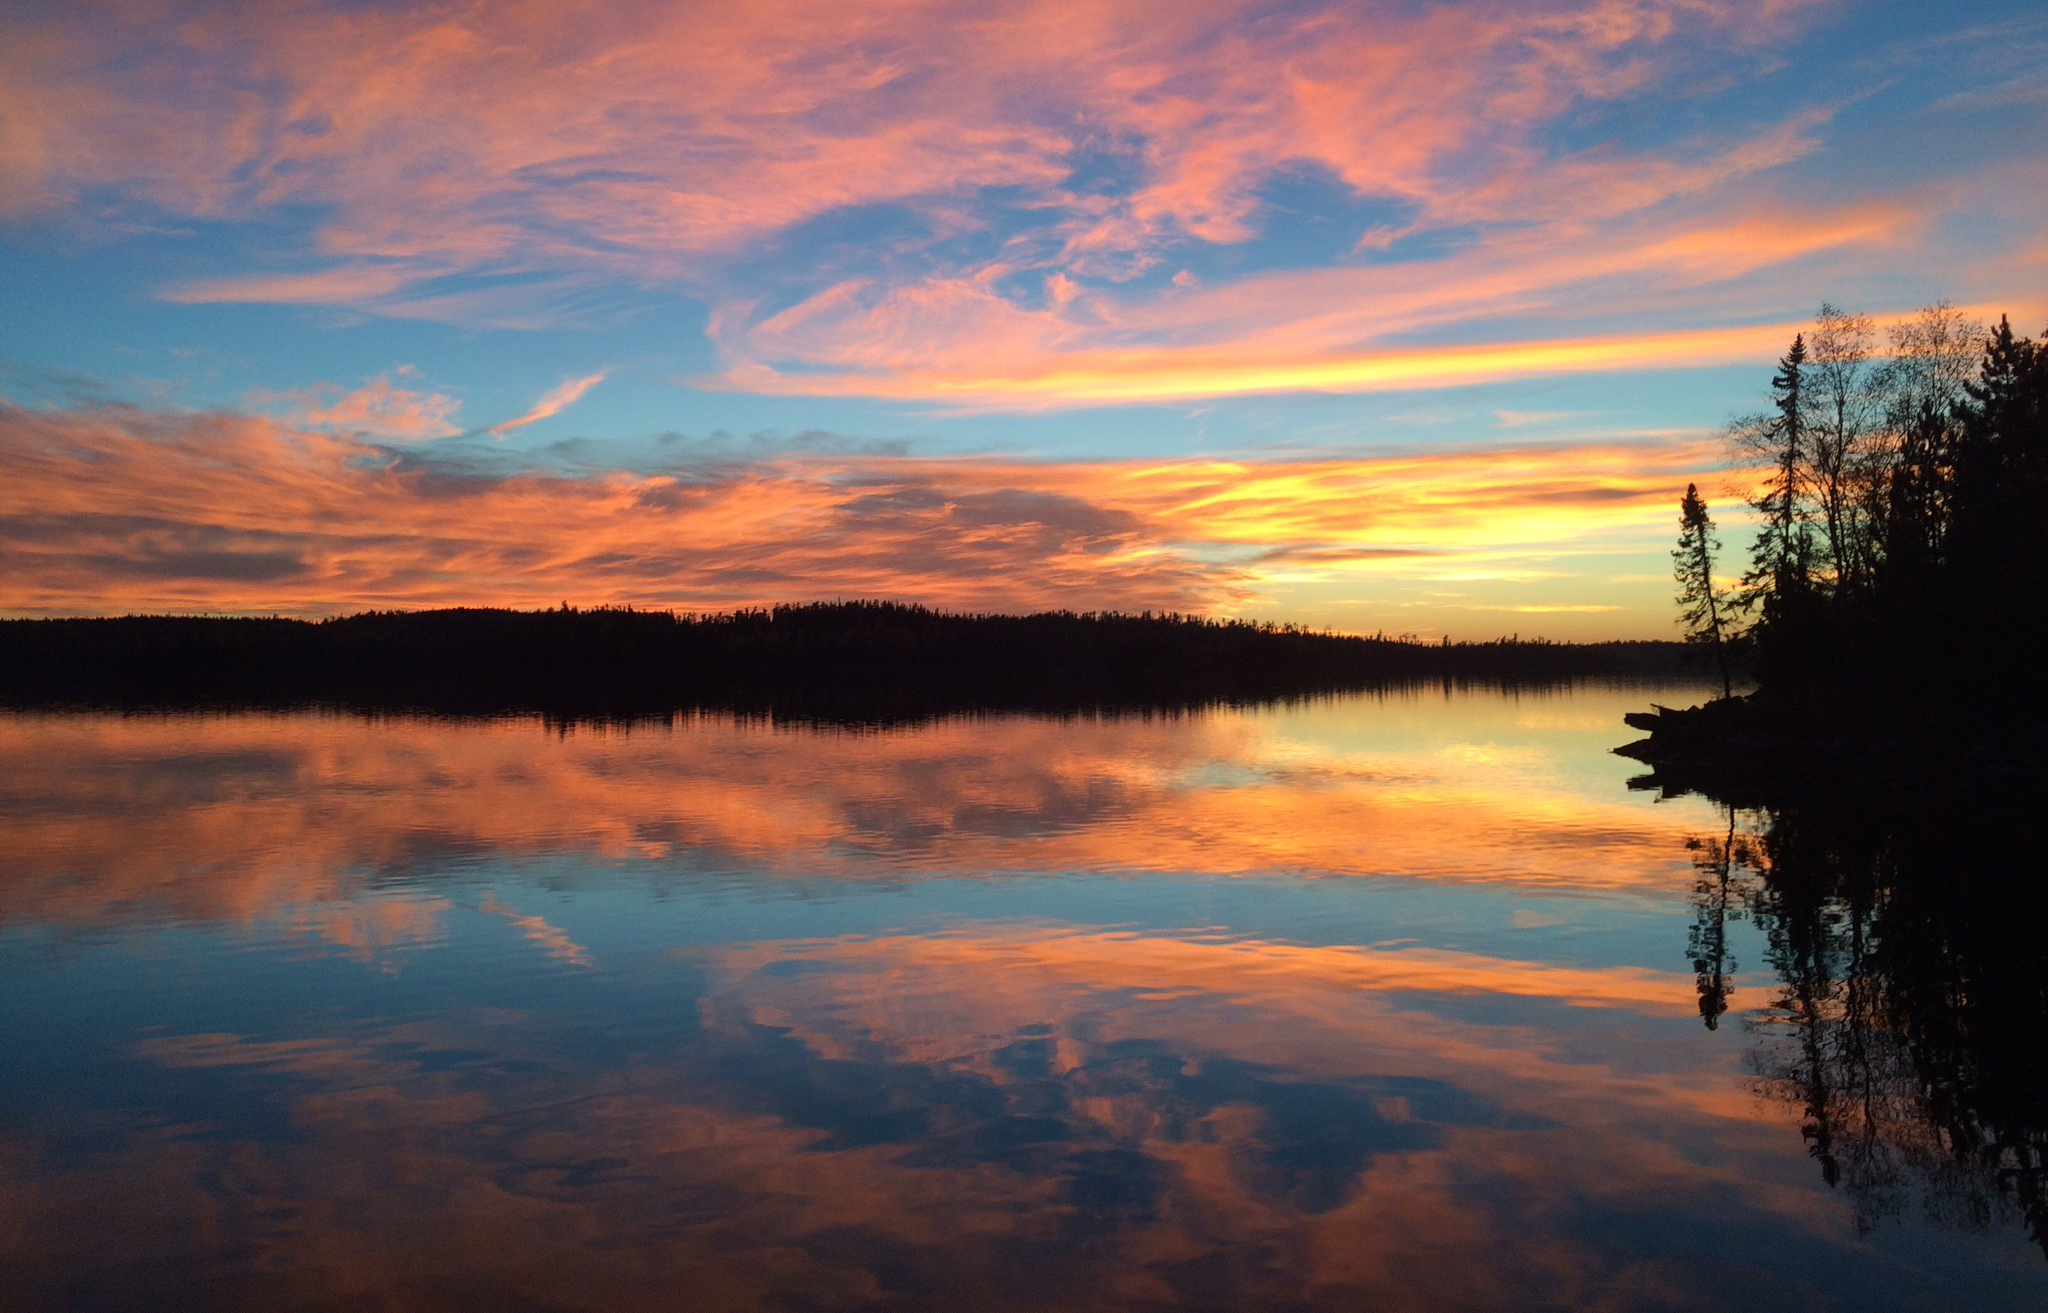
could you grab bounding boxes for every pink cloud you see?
[487,371,610,435]
[715,309,1875,407]
[10,2,1832,305]
[21,0,2024,410]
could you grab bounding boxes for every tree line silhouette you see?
[1672,302,2047,724]
[0,602,1691,722]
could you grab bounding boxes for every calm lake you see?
[3,685,2042,1310]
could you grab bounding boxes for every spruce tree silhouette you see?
[1742,333,1815,610]
[1672,483,1732,698]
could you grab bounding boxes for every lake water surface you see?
[3,685,2042,1309]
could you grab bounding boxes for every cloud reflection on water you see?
[0,915,1983,1311]
[3,688,2040,1307]
[0,687,1708,934]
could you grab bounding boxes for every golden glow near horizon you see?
[716,320,1840,404]
[0,400,1731,636]
[1,1,2042,634]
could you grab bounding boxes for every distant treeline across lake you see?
[0,603,1694,721]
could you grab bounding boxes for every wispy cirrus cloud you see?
[18,0,1795,263]
[717,318,1825,407]
[10,0,1959,403]
[162,265,424,307]
[710,201,1927,405]
[487,371,610,435]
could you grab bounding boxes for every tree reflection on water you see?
[1662,772,2047,1255]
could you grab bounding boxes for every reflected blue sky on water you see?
[2,685,2041,1309]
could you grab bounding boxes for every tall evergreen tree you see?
[1950,317,2048,637]
[1673,483,1732,698]
[1883,401,1953,580]
[1739,335,1816,625]
[1956,316,2045,497]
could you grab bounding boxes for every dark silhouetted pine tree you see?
[1673,483,1732,698]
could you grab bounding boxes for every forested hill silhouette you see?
[0,603,1690,722]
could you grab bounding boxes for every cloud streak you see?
[719,318,1828,406]
[712,201,1932,405]
[487,371,610,435]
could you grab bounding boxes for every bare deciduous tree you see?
[1808,303,1877,592]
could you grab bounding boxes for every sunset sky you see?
[3,0,2043,637]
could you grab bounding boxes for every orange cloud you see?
[20,0,2026,417]
[721,928,1701,1020]
[259,375,463,440]
[3,841,1879,1309]
[2,973,1847,1310]
[478,892,594,967]
[2,699,1887,1304]
[0,400,1723,631]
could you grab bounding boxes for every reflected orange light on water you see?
[0,691,1714,935]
